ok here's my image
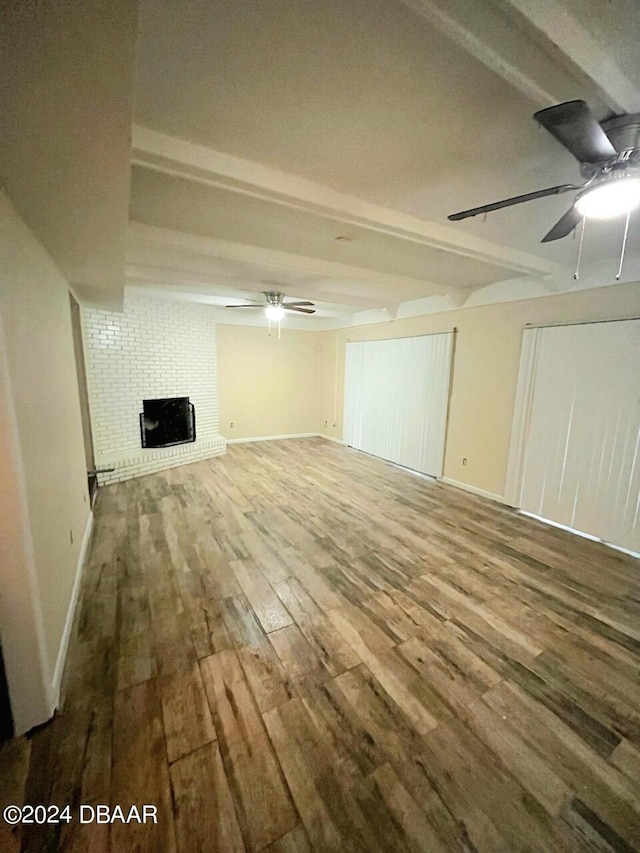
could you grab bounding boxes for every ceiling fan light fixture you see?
[265,304,285,322]
[575,178,640,220]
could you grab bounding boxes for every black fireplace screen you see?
[140,397,196,448]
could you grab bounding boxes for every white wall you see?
[0,192,91,732]
[83,295,226,484]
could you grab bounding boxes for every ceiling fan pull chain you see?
[616,209,631,280]
[268,316,272,336]
[573,217,586,280]
[278,317,282,339]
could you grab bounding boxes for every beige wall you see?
[217,324,321,440]
[318,282,640,498]
[0,192,90,731]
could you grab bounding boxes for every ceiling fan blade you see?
[541,205,582,242]
[448,183,578,221]
[285,306,316,314]
[225,304,261,308]
[283,301,315,307]
[533,100,617,164]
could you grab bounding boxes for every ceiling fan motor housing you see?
[601,113,640,155]
[265,291,284,306]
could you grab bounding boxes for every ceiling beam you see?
[401,0,640,115]
[132,127,566,279]
[127,222,449,301]
[400,0,559,107]
[494,0,640,113]
[125,266,400,313]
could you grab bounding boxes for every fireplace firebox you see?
[140,397,196,448]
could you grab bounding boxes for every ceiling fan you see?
[225,291,316,319]
[448,101,640,242]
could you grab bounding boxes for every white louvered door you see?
[343,333,453,478]
[512,319,640,552]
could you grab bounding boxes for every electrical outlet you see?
[230,421,235,428]
[462,457,468,466]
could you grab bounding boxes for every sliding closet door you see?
[515,319,640,552]
[344,333,453,477]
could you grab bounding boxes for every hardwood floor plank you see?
[611,738,640,785]
[153,612,197,679]
[296,670,384,787]
[117,629,157,691]
[222,593,296,712]
[268,624,322,681]
[272,576,323,622]
[368,763,449,853]
[196,537,241,599]
[421,717,575,852]
[562,796,639,853]
[159,663,217,764]
[482,680,640,847]
[328,606,440,736]
[297,613,361,677]
[261,824,312,852]
[189,595,234,659]
[335,664,485,852]
[111,680,176,852]
[397,636,496,719]
[240,527,290,584]
[200,650,298,850]
[263,696,386,852]
[277,547,345,611]
[459,696,570,817]
[229,558,293,633]
[170,742,245,853]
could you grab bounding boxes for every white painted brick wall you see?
[82,296,226,485]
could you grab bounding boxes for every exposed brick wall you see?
[82,296,226,484]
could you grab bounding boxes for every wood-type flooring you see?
[2,438,639,852]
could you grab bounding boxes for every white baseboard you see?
[519,510,640,559]
[50,509,93,712]
[226,432,318,444]
[440,476,509,506]
[317,433,345,445]
[227,432,347,446]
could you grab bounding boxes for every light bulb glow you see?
[265,305,285,322]
[575,179,640,220]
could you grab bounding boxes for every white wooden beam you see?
[125,264,401,313]
[497,0,640,113]
[127,222,451,301]
[401,0,558,106]
[132,126,566,279]
[402,0,640,114]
